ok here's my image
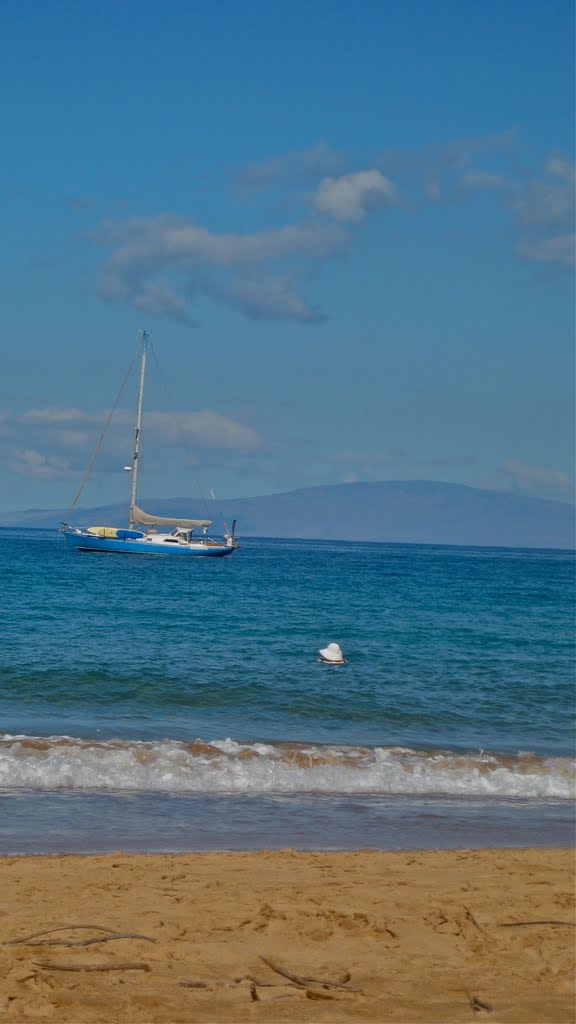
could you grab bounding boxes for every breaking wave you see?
[0,734,573,799]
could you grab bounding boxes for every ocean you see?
[0,529,574,853]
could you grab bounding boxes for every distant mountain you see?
[1,481,574,549]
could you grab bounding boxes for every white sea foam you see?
[0,734,573,799]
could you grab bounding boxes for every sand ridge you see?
[0,847,574,1023]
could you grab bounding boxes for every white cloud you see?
[102,279,196,326]
[312,170,397,222]
[82,137,573,325]
[96,217,343,267]
[143,411,262,450]
[92,215,345,324]
[0,405,263,486]
[213,276,325,322]
[15,405,262,450]
[21,406,89,424]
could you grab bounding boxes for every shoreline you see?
[3,790,574,857]
[2,847,573,1023]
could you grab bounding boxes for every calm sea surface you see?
[1,530,574,853]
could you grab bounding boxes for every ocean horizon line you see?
[0,526,574,553]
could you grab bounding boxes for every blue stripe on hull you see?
[63,533,234,557]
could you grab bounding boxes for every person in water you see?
[318,642,347,664]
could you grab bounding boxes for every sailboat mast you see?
[129,330,148,529]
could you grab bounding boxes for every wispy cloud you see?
[517,234,575,267]
[91,215,345,324]
[23,406,262,450]
[423,142,574,268]
[232,141,346,192]
[140,411,261,450]
[513,154,575,226]
[329,449,402,482]
[101,279,196,325]
[0,405,263,481]
[461,170,508,191]
[84,134,574,325]
[21,406,96,424]
[8,448,76,480]
[376,129,519,202]
[511,153,575,268]
[502,459,574,500]
[209,276,326,322]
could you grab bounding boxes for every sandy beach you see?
[0,847,573,1023]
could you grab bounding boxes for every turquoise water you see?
[1,530,574,852]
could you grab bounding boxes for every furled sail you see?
[130,504,212,529]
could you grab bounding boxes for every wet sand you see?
[1,848,574,1023]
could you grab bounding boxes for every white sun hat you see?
[318,642,346,663]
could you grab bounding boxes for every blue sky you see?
[1,0,574,514]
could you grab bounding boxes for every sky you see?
[0,0,574,514]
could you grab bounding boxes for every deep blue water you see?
[0,530,574,852]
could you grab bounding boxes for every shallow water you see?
[1,530,574,852]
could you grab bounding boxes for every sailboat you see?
[61,332,238,557]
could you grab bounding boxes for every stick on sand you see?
[32,960,151,972]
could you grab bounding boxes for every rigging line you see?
[62,348,139,524]
[148,340,211,520]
